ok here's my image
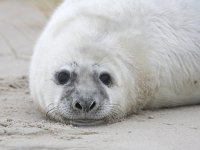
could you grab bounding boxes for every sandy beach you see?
[0,1,200,150]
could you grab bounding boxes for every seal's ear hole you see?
[55,70,71,85]
[99,72,113,87]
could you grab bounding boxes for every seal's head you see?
[50,61,125,126]
[30,31,149,126]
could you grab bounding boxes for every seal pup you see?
[29,0,200,125]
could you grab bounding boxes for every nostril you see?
[89,101,96,110]
[75,102,82,110]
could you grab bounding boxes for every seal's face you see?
[50,62,122,126]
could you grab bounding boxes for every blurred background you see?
[0,0,61,77]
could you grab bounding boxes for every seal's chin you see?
[58,113,108,126]
[59,114,109,126]
[69,119,105,126]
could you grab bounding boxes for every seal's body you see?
[30,0,200,125]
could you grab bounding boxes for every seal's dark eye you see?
[99,73,112,86]
[56,71,70,85]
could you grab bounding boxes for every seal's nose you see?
[73,99,97,112]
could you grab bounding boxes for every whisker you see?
[45,101,125,125]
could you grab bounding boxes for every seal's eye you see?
[99,73,112,86]
[56,71,70,85]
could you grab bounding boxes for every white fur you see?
[30,0,200,117]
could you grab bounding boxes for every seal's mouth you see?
[70,119,105,126]
[69,119,105,126]
[49,102,122,126]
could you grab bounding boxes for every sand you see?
[1,77,200,150]
[0,1,200,150]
